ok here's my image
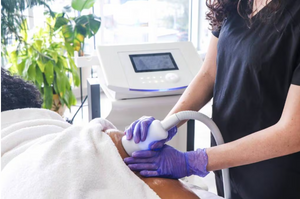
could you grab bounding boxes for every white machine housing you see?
[95,42,203,152]
[97,42,201,100]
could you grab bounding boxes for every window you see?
[27,0,210,52]
[94,0,190,45]
[29,0,75,29]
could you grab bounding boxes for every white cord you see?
[162,111,231,199]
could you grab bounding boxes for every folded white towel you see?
[1,108,160,199]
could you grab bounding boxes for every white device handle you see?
[170,111,231,199]
[122,120,170,156]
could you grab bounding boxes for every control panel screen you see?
[129,53,179,73]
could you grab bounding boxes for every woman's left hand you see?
[124,145,209,179]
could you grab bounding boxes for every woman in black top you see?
[124,0,300,198]
[208,0,300,198]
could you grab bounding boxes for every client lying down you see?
[1,69,199,199]
[1,108,198,199]
[2,69,222,199]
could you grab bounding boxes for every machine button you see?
[165,73,180,83]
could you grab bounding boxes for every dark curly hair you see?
[1,68,43,111]
[206,0,284,31]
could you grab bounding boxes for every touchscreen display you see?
[129,53,178,73]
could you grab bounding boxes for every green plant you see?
[1,0,52,50]
[52,0,101,54]
[8,17,80,109]
[7,0,101,110]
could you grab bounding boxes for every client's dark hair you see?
[1,68,43,111]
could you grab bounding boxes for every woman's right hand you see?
[124,116,177,149]
[125,116,155,144]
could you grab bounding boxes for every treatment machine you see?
[89,41,204,152]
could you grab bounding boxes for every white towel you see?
[1,108,160,199]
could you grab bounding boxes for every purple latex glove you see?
[125,116,177,148]
[124,145,209,179]
[148,126,177,150]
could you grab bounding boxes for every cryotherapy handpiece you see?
[122,114,181,157]
[122,111,231,199]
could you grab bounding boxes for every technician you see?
[124,0,300,198]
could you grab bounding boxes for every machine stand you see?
[87,79,196,152]
[87,78,101,121]
[187,120,195,151]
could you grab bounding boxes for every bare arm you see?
[206,84,300,171]
[167,35,218,124]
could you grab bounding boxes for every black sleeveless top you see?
[211,1,300,198]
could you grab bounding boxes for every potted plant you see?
[6,0,101,114]
[8,17,80,112]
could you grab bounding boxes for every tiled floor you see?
[65,94,218,195]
